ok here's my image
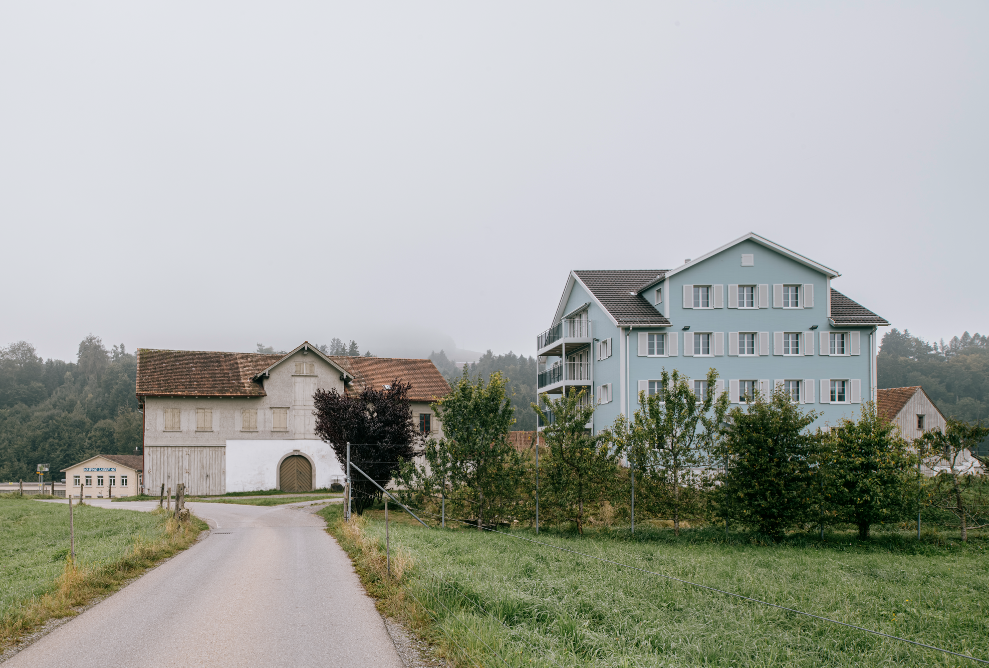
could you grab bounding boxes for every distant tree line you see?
[430,350,537,431]
[0,336,142,482]
[257,339,374,357]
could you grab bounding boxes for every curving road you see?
[4,501,404,668]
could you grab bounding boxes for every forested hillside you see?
[877,329,989,423]
[430,350,538,430]
[0,336,141,482]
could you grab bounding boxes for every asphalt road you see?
[5,501,404,668]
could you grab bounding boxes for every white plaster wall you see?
[225,439,345,492]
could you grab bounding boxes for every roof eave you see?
[662,232,841,282]
[252,341,353,381]
[828,320,889,327]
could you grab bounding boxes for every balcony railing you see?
[537,362,592,389]
[537,318,592,351]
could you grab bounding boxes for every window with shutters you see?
[739,380,757,403]
[738,285,755,308]
[196,408,213,432]
[654,287,663,305]
[242,409,258,431]
[739,333,756,356]
[692,286,711,308]
[830,380,848,403]
[597,338,613,360]
[294,362,315,375]
[830,332,847,355]
[598,383,613,404]
[121,475,128,487]
[272,408,289,431]
[647,380,664,400]
[783,333,801,355]
[647,333,665,356]
[917,414,925,431]
[783,285,800,308]
[694,333,711,356]
[84,476,92,486]
[163,408,181,431]
[693,380,709,402]
[73,475,80,486]
[784,380,801,403]
[419,413,432,434]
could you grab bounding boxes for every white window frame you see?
[121,475,128,487]
[598,383,613,405]
[694,380,709,402]
[782,285,800,309]
[109,476,116,487]
[738,380,757,403]
[783,332,801,356]
[647,380,665,401]
[73,475,80,486]
[738,285,756,309]
[694,333,712,356]
[693,286,712,309]
[830,380,848,404]
[654,287,663,305]
[783,380,801,403]
[738,332,756,356]
[97,476,104,487]
[84,475,92,486]
[647,333,666,357]
[830,332,848,356]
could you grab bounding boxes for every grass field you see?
[192,494,340,506]
[322,504,989,667]
[0,496,205,649]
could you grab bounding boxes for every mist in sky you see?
[1,2,986,362]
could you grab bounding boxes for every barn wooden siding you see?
[893,390,947,443]
[145,446,225,496]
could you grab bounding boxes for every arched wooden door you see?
[279,455,313,493]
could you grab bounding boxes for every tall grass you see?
[323,504,989,667]
[0,496,205,649]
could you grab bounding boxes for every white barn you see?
[137,342,450,495]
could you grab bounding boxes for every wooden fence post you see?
[18,480,22,496]
[69,493,75,565]
[167,487,171,512]
[160,483,165,508]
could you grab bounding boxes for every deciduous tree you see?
[919,419,989,542]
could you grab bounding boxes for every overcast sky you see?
[1,2,986,363]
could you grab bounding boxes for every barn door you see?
[279,455,313,493]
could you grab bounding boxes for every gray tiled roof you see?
[830,289,889,325]
[573,270,671,326]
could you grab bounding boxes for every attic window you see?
[294,362,315,375]
[741,254,754,266]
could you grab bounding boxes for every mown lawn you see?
[324,504,989,667]
[0,497,172,618]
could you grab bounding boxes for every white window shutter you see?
[804,331,814,355]
[713,284,724,308]
[773,284,783,308]
[803,379,815,404]
[773,331,784,355]
[803,284,814,308]
[596,386,601,404]
[729,332,739,356]
[596,342,601,360]
[668,332,678,357]
[820,331,830,356]
[683,284,693,308]
[820,379,830,404]
[638,379,648,400]
[714,332,725,356]
[728,284,738,308]
[759,379,771,398]
[638,332,648,356]
[715,379,725,397]
[607,338,613,358]
[729,379,739,404]
[850,331,861,355]
[850,378,862,403]
[684,333,694,356]
[759,332,770,356]
[759,284,769,309]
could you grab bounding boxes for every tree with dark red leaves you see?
[313,380,419,514]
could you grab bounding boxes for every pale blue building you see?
[536,233,889,432]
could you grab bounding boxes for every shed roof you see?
[830,289,889,326]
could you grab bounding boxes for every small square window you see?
[830,380,848,403]
[784,380,801,403]
[693,286,711,308]
[739,380,757,403]
[741,254,754,266]
[648,333,665,356]
[830,332,847,355]
[694,333,711,356]
[419,413,432,435]
[783,285,800,308]
[694,380,709,402]
[738,286,755,308]
[783,333,801,355]
[739,333,756,356]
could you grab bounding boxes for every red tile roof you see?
[876,386,921,422]
[137,347,450,404]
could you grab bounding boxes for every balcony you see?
[537,318,592,357]
[537,361,592,394]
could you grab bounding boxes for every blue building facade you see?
[536,233,889,432]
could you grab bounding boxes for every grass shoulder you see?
[0,496,206,651]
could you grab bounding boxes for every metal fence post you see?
[346,442,351,521]
[385,498,390,576]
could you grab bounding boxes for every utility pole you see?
[535,433,539,535]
